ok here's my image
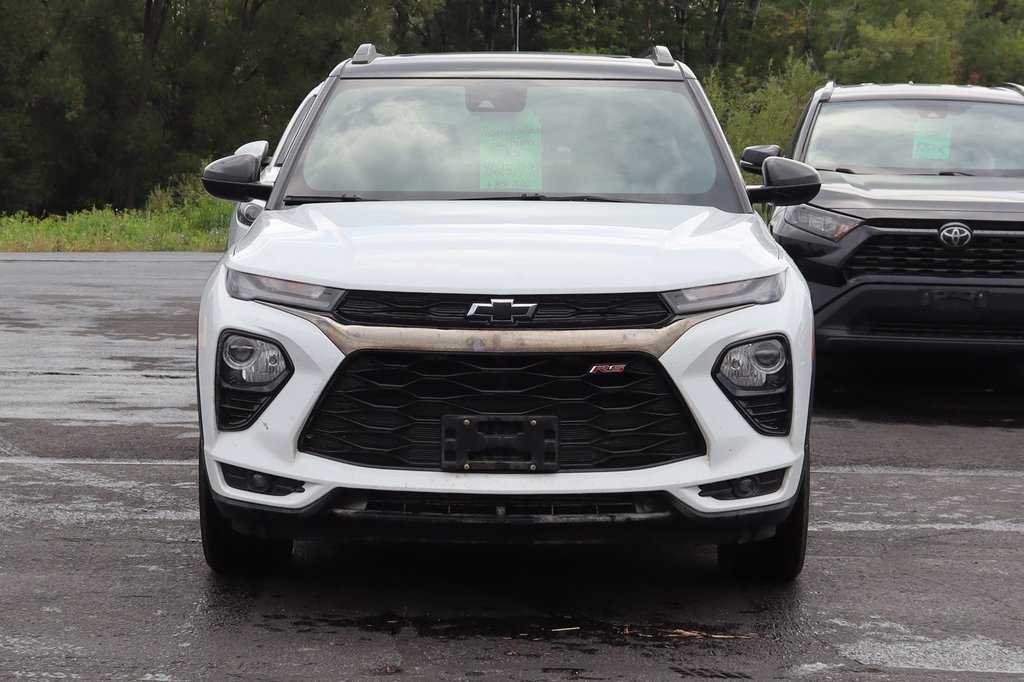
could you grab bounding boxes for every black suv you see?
[758,82,1024,351]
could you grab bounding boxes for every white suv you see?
[197,44,821,582]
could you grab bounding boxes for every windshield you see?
[280,78,740,210]
[805,99,1024,176]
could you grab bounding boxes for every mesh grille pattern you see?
[300,351,705,470]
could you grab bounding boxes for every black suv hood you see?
[811,171,1024,220]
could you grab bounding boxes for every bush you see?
[0,168,231,252]
[703,57,826,159]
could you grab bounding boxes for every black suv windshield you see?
[280,78,740,210]
[805,99,1024,176]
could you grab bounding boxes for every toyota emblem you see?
[938,222,972,248]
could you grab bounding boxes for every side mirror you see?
[202,153,273,202]
[746,157,821,206]
[233,140,270,166]
[739,144,782,174]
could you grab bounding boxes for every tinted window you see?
[283,78,739,210]
[805,99,1024,176]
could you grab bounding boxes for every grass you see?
[0,172,231,252]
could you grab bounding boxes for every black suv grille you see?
[334,291,673,329]
[847,231,1024,279]
[300,351,705,470]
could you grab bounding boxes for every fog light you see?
[248,472,271,493]
[220,463,305,496]
[732,477,760,498]
[698,469,787,501]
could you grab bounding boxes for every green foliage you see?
[4,0,1024,251]
[0,172,230,252]
[821,5,970,83]
[704,57,825,157]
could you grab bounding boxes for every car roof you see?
[825,82,1024,105]
[329,48,696,80]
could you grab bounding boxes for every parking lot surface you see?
[0,253,1022,680]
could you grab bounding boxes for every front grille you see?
[300,351,705,470]
[334,291,673,329]
[847,231,1024,279]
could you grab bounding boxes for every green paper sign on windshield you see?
[479,111,542,191]
[912,122,952,160]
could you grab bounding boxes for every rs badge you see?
[589,364,627,374]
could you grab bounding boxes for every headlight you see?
[222,334,287,384]
[216,331,292,430]
[783,204,861,241]
[226,268,345,311]
[235,202,263,227]
[714,336,791,436]
[661,273,785,315]
[718,338,787,389]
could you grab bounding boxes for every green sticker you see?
[913,122,952,160]
[478,110,542,191]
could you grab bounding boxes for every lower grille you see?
[847,232,1024,278]
[856,319,1024,340]
[332,490,670,521]
[300,351,705,470]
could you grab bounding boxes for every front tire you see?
[717,466,809,583]
[199,455,293,574]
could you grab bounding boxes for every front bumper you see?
[197,263,813,532]
[812,280,1024,351]
[208,481,802,545]
[774,220,1024,351]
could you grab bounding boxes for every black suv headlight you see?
[714,336,791,436]
[783,204,861,241]
[215,331,292,430]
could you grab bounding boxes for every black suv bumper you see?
[811,280,1024,351]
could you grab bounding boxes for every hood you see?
[812,172,1024,219]
[228,202,782,294]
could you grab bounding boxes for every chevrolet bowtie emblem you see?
[466,298,538,324]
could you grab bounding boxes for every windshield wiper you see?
[282,194,377,206]
[457,193,648,203]
[814,167,858,174]
[936,171,974,176]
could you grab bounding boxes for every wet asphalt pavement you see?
[0,253,1022,680]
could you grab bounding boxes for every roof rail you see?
[999,82,1024,96]
[645,45,675,67]
[351,43,385,65]
[821,79,836,102]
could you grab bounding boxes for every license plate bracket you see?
[442,415,559,472]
